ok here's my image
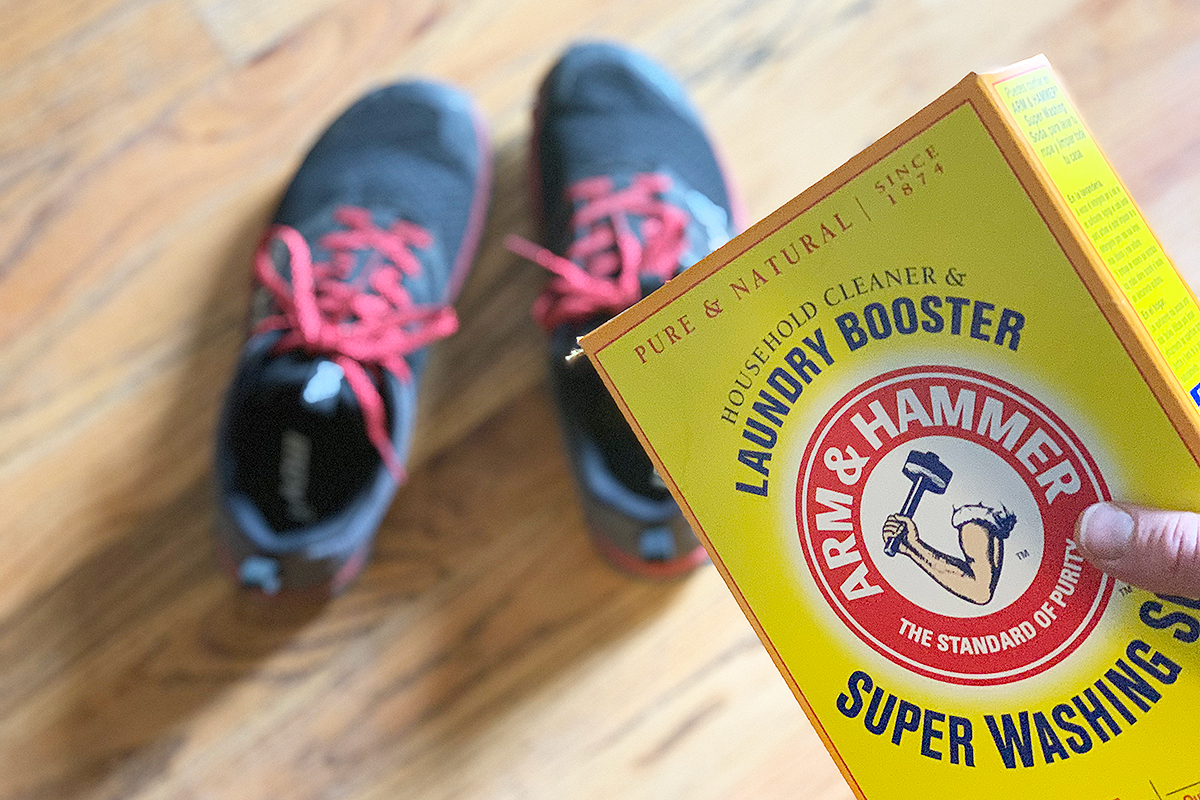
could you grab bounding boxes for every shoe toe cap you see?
[312,80,485,177]
[543,40,695,120]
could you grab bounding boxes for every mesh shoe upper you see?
[535,43,735,254]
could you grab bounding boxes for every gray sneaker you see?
[507,42,743,578]
[214,81,491,595]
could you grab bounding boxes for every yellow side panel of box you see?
[991,61,1200,399]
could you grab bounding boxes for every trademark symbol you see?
[1119,585,1134,597]
[1015,549,1030,560]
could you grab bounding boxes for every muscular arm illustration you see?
[883,506,1015,605]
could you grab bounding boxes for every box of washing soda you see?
[579,56,1200,798]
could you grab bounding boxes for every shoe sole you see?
[445,89,495,304]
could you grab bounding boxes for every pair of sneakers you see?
[214,42,743,595]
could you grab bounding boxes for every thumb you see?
[1074,502,1200,599]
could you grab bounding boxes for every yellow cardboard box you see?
[580,56,1200,798]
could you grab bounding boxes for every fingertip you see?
[1076,503,1200,599]
[1075,502,1134,562]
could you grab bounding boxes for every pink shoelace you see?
[505,172,689,330]
[253,206,458,482]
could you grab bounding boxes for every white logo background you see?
[858,434,1045,619]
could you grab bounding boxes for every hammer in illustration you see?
[884,450,953,556]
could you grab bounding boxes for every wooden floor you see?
[2,1,1198,798]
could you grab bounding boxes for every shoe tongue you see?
[639,274,665,296]
[257,352,363,416]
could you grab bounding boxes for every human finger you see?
[1074,502,1200,599]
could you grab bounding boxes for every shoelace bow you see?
[254,206,458,482]
[505,172,689,330]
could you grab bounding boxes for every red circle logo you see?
[797,366,1111,685]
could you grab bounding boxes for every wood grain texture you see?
[1,1,1197,798]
